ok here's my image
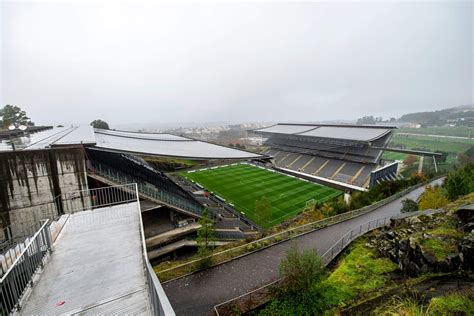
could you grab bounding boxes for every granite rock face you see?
[367,212,473,277]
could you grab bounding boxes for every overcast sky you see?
[1,1,472,127]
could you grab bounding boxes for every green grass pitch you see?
[181,163,342,229]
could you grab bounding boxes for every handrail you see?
[213,216,392,316]
[90,162,204,217]
[157,180,427,282]
[135,184,175,316]
[0,220,50,282]
[0,219,52,314]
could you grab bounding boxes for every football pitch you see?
[182,163,342,228]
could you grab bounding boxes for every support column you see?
[433,155,438,173]
[418,156,424,174]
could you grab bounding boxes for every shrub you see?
[260,244,335,315]
[444,163,474,200]
[418,185,449,210]
[429,289,474,315]
[401,198,419,213]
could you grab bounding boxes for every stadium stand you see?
[86,149,201,207]
[251,123,398,191]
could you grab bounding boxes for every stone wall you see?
[0,148,89,238]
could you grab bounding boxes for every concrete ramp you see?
[20,203,150,315]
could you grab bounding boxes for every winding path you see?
[163,179,443,315]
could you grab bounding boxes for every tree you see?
[356,115,376,125]
[403,155,418,166]
[90,119,109,129]
[444,163,474,200]
[255,196,272,223]
[261,244,336,315]
[418,185,449,210]
[401,198,419,213]
[197,208,215,257]
[0,105,33,129]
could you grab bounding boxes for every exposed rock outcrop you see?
[367,211,473,277]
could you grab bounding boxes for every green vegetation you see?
[90,119,109,129]
[260,245,338,315]
[0,104,33,128]
[326,239,397,306]
[182,164,341,228]
[398,105,474,126]
[401,198,419,213]
[146,156,199,171]
[196,209,215,269]
[429,290,474,315]
[416,218,463,261]
[418,185,449,210]
[349,175,424,210]
[261,239,397,315]
[444,163,474,200]
[398,126,474,138]
[390,134,474,154]
[381,289,474,315]
[382,151,407,161]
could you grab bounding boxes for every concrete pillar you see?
[433,155,438,173]
[344,192,351,205]
[418,156,424,174]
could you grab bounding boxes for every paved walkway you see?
[21,203,150,315]
[163,179,443,315]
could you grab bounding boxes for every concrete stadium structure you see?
[251,123,399,191]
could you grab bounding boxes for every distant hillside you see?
[399,105,474,126]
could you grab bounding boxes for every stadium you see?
[1,123,401,263]
[251,123,400,192]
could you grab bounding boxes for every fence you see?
[157,181,426,282]
[0,219,52,315]
[320,217,390,265]
[135,183,176,316]
[213,217,392,316]
[0,183,175,316]
[91,162,204,217]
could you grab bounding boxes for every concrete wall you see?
[0,148,89,238]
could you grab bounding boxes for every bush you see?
[401,198,419,213]
[260,244,335,315]
[444,163,474,200]
[418,185,449,210]
[350,175,424,210]
[429,289,474,315]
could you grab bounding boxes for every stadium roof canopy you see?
[252,123,396,143]
[21,126,264,160]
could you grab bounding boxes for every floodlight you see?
[8,124,15,130]
[19,125,27,131]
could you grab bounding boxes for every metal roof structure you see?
[252,123,396,143]
[20,126,263,160]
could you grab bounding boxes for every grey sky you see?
[1,1,472,127]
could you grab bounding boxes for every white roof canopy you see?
[23,126,263,160]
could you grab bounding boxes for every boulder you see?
[446,253,461,269]
[407,262,421,276]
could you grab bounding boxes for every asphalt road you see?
[163,179,443,315]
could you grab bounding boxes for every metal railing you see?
[320,217,390,265]
[0,219,52,315]
[91,163,204,217]
[157,181,426,282]
[213,217,392,316]
[133,183,175,316]
[1,183,175,316]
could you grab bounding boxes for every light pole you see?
[7,123,28,151]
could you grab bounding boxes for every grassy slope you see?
[398,127,474,138]
[390,134,474,153]
[325,239,397,307]
[182,164,341,228]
